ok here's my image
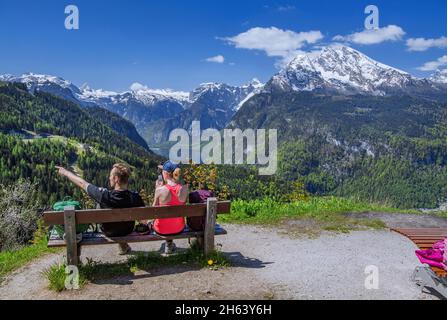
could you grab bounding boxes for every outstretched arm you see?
[55,166,90,192]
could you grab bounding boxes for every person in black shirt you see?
[55,163,145,255]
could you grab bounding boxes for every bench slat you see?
[392,228,447,278]
[408,237,447,240]
[47,226,227,248]
[393,228,447,234]
[412,239,447,244]
[43,201,231,226]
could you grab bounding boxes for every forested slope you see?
[230,91,447,208]
[0,82,163,205]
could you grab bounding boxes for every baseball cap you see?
[158,160,179,174]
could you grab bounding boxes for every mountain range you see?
[268,45,447,95]
[1,44,446,152]
[228,45,447,209]
[2,44,447,208]
[0,74,264,150]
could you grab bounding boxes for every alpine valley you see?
[2,44,447,208]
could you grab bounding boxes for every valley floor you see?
[1,213,446,300]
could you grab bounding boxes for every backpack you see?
[52,198,90,237]
[187,190,214,231]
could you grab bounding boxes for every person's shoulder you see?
[155,184,169,191]
[156,186,169,195]
[155,186,171,200]
[87,184,109,198]
[127,190,143,199]
[127,190,146,206]
[87,184,106,193]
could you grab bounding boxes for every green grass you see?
[43,246,231,292]
[217,196,432,232]
[0,221,59,282]
[0,237,58,282]
[219,196,416,224]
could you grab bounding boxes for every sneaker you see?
[118,243,132,255]
[165,241,176,255]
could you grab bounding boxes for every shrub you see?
[183,162,218,193]
[183,162,231,200]
[287,181,309,202]
[0,180,41,251]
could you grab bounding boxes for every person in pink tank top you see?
[152,161,189,254]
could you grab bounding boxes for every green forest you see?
[230,91,447,209]
[0,82,162,206]
[2,80,447,211]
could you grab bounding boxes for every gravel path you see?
[0,213,445,300]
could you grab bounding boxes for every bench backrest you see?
[43,201,231,226]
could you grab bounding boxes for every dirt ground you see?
[1,213,446,300]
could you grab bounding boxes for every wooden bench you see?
[43,198,230,266]
[392,228,447,297]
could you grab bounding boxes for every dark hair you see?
[112,163,131,184]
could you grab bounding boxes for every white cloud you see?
[222,27,323,68]
[221,27,323,62]
[406,37,447,52]
[417,55,447,71]
[205,55,225,64]
[333,25,405,45]
[130,82,146,91]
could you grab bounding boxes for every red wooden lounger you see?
[392,228,447,297]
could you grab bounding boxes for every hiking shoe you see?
[118,243,132,255]
[161,241,176,255]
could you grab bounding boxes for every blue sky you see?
[0,0,446,92]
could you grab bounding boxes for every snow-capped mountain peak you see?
[78,82,190,106]
[0,74,16,82]
[79,87,118,100]
[242,78,264,90]
[79,83,91,91]
[190,80,262,112]
[1,72,81,94]
[429,69,447,84]
[271,44,416,95]
[0,72,261,115]
[235,78,265,111]
[129,82,190,102]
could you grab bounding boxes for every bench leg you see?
[64,207,79,266]
[196,236,204,250]
[204,198,217,256]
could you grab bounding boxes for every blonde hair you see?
[112,163,131,184]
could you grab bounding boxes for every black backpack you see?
[187,190,214,231]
